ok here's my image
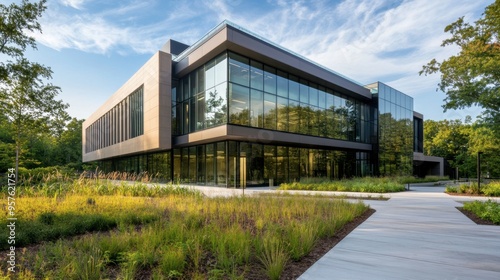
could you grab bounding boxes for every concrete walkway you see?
[299,185,500,280]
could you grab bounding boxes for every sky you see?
[16,0,494,121]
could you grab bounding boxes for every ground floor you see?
[98,140,372,187]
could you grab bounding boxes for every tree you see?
[420,1,500,129]
[0,0,68,178]
[56,118,84,169]
[424,118,500,178]
[0,0,46,80]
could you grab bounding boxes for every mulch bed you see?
[456,207,497,226]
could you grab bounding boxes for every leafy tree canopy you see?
[420,0,500,129]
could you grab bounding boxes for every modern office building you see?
[82,21,443,187]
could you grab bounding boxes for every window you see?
[264,93,276,130]
[229,83,249,125]
[250,89,263,127]
[264,65,276,94]
[250,61,263,90]
[229,52,249,86]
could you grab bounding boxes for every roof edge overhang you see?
[173,21,372,101]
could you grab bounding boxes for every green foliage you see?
[424,119,500,178]
[279,177,406,193]
[463,200,500,224]
[482,181,500,196]
[257,234,289,280]
[445,181,500,196]
[420,0,500,132]
[0,1,83,173]
[0,177,369,279]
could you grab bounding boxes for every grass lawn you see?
[0,178,369,279]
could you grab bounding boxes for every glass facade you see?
[90,49,420,186]
[85,86,144,153]
[172,141,370,187]
[368,82,414,176]
[173,51,373,144]
[99,151,171,181]
[172,53,227,135]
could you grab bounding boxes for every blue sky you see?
[21,0,493,121]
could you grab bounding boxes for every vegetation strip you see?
[0,179,369,279]
[278,176,448,193]
[458,200,500,225]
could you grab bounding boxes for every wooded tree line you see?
[424,118,500,178]
[0,0,83,174]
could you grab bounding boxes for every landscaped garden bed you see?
[278,177,411,193]
[457,200,500,225]
[0,174,371,279]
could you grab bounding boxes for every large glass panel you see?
[277,97,288,132]
[299,79,309,103]
[289,147,300,181]
[190,71,198,97]
[326,90,334,110]
[205,60,215,89]
[229,52,249,86]
[288,99,299,133]
[277,70,288,98]
[216,142,226,186]
[264,93,276,130]
[250,89,263,128]
[309,106,319,136]
[264,145,276,185]
[181,148,188,182]
[300,148,311,178]
[182,101,189,134]
[277,146,288,184]
[298,103,308,134]
[172,103,178,135]
[183,76,189,100]
[206,144,215,185]
[196,93,205,130]
[326,107,335,138]
[248,143,264,185]
[189,147,196,183]
[250,60,264,90]
[228,141,237,187]
[264,65,276,94]
[190,97,196,132]
[197,145,205,184]
[289,75,300,101]
[229,83,249,125]
[197,67,205,93]
[309,83,318,107]
[215,53,227,85]
[318,86,326,109]
[205,83,227,127]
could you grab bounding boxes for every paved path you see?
[299,185,500,280]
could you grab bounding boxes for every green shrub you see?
[463,200,500,224]
[482,181,500,196]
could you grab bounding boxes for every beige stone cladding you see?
[82,51,172,162]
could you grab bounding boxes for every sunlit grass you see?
[279,176,406,193]
[0,171,369,279]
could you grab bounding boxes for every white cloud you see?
[59,0,87,10]
[36,0,491,119]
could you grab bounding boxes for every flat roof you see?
[173,20,371,100]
